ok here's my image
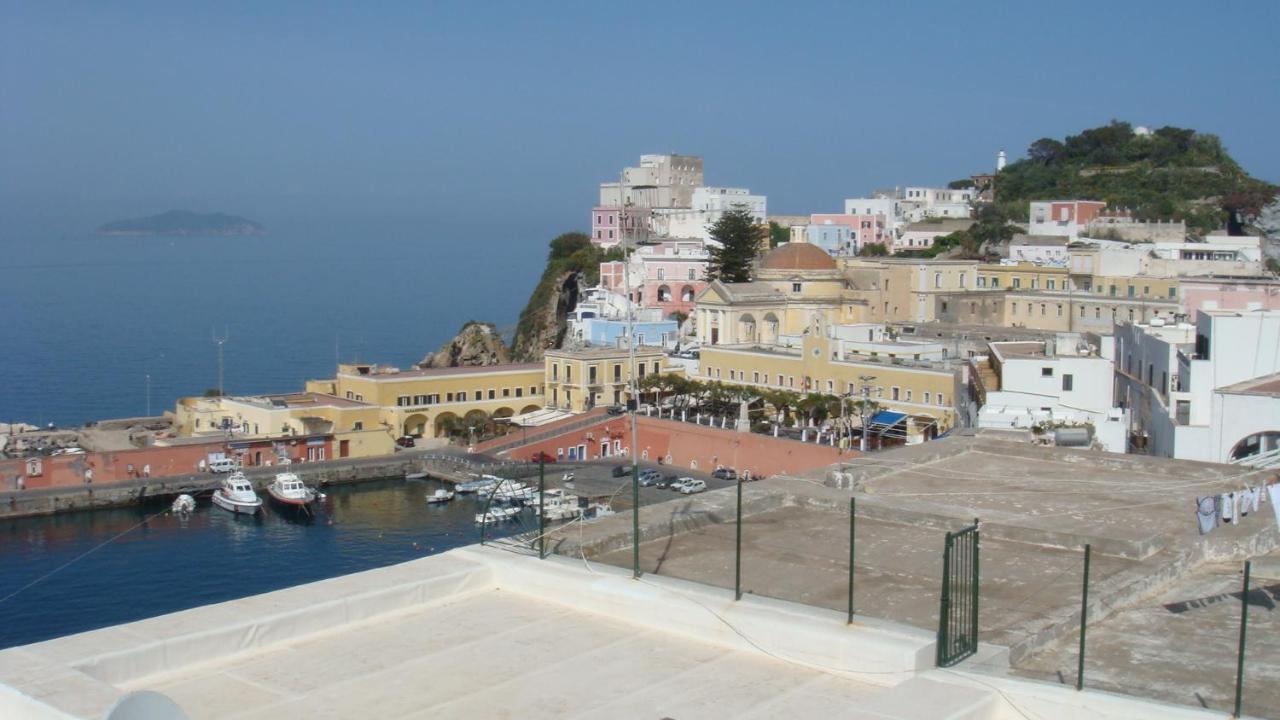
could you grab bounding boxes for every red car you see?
[529,451,556,464]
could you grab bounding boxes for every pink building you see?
[810,213,889,248]
[600,240,708,318]
[591,206,651,247]
[1179,276,1280,321]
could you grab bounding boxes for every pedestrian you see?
[142,463,150,478]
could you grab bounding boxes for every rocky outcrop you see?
[418,322,511,368]
[510,270,585,362]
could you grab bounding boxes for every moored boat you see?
[266,471,318,514]
[211,471,262,515]
[426,488,455,504]
[474,506,520,524]
[456,475,501,493]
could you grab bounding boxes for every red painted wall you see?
[499,415,849,478]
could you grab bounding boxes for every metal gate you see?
[937,519,980,667]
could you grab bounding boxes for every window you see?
[977,276,987,288]
[1062,374,1073,391]
[447,392,455,402]
[934,272,942,288]
[924,392,931,404]
[353,421,364,431]
[457,391,467,401]
[941,301,948,313]
[657,268,665,280]
[827,380,834,392]
[792,282,802,293]
[1040,303,1047,316]
[1143,286,1150,296]
[565,365,572,382]
[1012,303,1018,315]
[1031,278,1039,290]
[653,361,660,374]
[891,387,900,400]
[937,393,945,406]
[959,273,966,288]
[1109,285,1117,297]
[1168,287,1177,299]
[502,388,510,397]
[1079,306,1086,318]
[1127,286,1135,298]
[355,394,363,402]
[753,371,759,383]
[991,277,1000,288]
[905,390,912,402]
[788,376,794,388]
[588,365,598,384]
[1041,367,1054,377]
[531,385,538,395]
[414,394,427,405]
[552,364,559,381]
[515,387,523,397]
[687,268,696,281]
[1013,278,1021,289]
[346,391,353,399]
[777,374,784,386]
[1048,279,1056,290]
[1057,304,1063,317]
[1095,307,1101,319]
[487,389,496,400]
[613,364,622,381]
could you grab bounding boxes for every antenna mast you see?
[212,327,229,396]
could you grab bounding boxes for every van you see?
[208,458,240,473]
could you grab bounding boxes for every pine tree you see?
[707,206,764,283]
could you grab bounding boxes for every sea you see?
[0,205,555,427]
[0,478,532,649]
[0,204,558,649]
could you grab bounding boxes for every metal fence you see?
[937,520,980,667]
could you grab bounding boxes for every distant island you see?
[97,210,265,237]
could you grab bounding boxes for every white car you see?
[208,458,240,473]
[678,478,706,494]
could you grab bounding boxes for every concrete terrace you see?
[565,433,1279,717]
[0,546,1228,720]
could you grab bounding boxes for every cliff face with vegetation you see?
[991,121,1278,235]
[419,233,621,368]
[509,233,622,361]
[417,322,510,368]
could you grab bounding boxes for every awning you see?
[868,410,907,429]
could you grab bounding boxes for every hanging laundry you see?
[1221,492,1235,524]
[1269,485,1280,531]
[1195,496,1219,535]
[1243,487,1262,515]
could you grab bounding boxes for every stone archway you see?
[681,285,695,302]
[657,285,672,302]
[433,412,461,438]
[762,312,780,345]
[403,413,429,437]
[738,313,757,345]
[520,404,542,415]
[1229,431,1280,465]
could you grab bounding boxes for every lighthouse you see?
[997,149,1007,172]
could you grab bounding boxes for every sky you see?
[2,0,1278,233]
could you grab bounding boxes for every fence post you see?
[537,456,546,560]
[632,458,641,579]
[734,477,744,601]
[937,530,953,667]
[971,518,980,655]
[847,496,856,623]
[1233,560,1251,718]
[1076,543,1091,691]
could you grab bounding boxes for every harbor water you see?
[0,477,531,649]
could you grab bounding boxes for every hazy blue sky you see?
[3,0,1277,231]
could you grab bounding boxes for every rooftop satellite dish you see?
[102,690,190,720]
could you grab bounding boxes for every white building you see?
[899,187,975,222]
[653,186,766,242]
[1115,310,1280,466]
[1008,235,1069,266]
[598,154,703,209]
[844,197,901,236]
[976,338,1127,452]
[895,219,973,254]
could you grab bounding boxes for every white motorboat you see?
[171,494,196,515]
[211,471,262,515]
[266,471,318,513]
[456,475,501,493]
[426,488,455,504]
[405,472,428,481]
[529,489,583,521]
[474,506,520,524]
[490,479,535,502]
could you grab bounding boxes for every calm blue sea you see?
[0,206,553,427]
[0,478,531,649]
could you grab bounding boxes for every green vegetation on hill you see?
[994,121,1277,235]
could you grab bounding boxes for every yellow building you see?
[313,362,547,438]
[1079,274,1180,302]
[699,316,960,437]
[975,263,1070,293]
[543,346,680,412]
[172,392,394,458]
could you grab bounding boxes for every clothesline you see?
[1196,481,1280,535]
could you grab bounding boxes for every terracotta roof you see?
[759,242,837,271]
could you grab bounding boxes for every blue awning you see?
[868,410,907,429]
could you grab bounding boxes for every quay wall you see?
[0,450,532,521]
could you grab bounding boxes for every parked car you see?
[668,477,693,492]
[606,405,626,416]
[639,468,662,481]
[712,468,738,481]
[611,465,629,478]
[638,474,659,487]
[678,478,706,494]
[208,458,240,473]
[528,451,556,464]
[395,436,416,449]
[654,474,678,489]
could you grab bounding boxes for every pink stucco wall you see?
[1180,279,1280,320]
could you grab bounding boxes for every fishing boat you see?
[405,472,428,481]
[211,471,262,515]
[425,488,455,504]
[491,479,535,503]
[266,470,319,514]
[474,506,520,524]
[530,489,583,521]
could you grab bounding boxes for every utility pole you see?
[857,374,879,453]
[620,167,643,580]
[212,327,229,396]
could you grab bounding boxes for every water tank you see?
[1054,427,1091,447]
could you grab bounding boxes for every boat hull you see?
[211,491,261,515]
[267,489,315,513]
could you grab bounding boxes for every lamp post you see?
[619,168,644,580]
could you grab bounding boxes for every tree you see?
[768,221,789,248]
[707,206,765,283]
[203,388,224,397]
[1027,138,1065,166]
[859,242,889,257]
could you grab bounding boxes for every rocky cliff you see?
[418,322,511,368]
[510,269,584,361]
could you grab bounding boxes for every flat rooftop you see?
[339,362,543,380]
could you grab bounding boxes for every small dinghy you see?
[171,494,196,515]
